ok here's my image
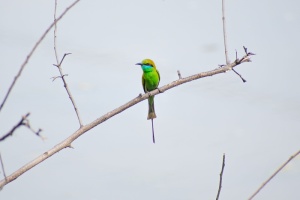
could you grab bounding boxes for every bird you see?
[136,59,160,143]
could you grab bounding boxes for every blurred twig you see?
[0,153,7,184]
[222,0,229,65]
[0,153,7,190]
[54,0,60,64]
[0,113,44,142]
[0,0,81,113]
[52,0,83,128]
[0,113,30,141]
[216,154,226,200]
[248,149,300,200]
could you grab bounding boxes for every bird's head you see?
[136,59,157,71]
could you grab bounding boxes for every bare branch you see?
[0,51,254,188]
[23,121,45,141]
[53,1,82,127]
[0,113,44,142]
[54,0,59,64]
[221,0,246,82]
[0,0,81,113]
[222,0,229,65]
[232,69,246,82]
[248,149,300,200]
[51,74,69,82]
[0,153,7,184]
[216,154,226,200]
[0,113,30,141]
[53,53,84,127]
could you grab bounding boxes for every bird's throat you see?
[141,65,154,72]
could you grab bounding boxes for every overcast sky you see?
[0,0,300,199]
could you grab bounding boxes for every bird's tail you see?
[147,96,156,120]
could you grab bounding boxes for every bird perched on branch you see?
[136,59,160,143]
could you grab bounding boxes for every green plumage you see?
[141,63,160,119]
[136,59,160,143]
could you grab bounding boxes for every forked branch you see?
[53,0,83,127]
[52,53,84,127]
[221,0,247,82]
[0,113,43,142]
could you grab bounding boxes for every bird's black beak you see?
[135,63,142,66]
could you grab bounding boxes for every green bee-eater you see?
[136,59,160,143]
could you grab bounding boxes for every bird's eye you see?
[146,63,153,67]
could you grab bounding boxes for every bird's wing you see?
[142,73,147,93]
[157,69,160,86]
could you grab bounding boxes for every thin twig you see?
[0,0,81,113]
[216,154,226,200]
[0,113,44,142]
[54,0,59,64]
[232,69,246,82]
[221,0,246,82]
[0,113,30,141]
[23,121,45,141]
[53,2,83,127]
[0,50,254,188]
[53,0,82,127]
[51,74,69,82]
[248,149,300,200]
[222,0,229,65]
[0,153,7,183]
[53,53,84,127]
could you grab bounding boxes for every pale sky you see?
[0,0,300,200]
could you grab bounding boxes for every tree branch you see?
[0,50,254,188]
[0,113,30,142]
[221,0,246,82]
[54,0,60,64]
[222,0,229,65]
[216,154,226,200]
[0,0,81,113]
[248,149,300,200]
[0,113,44,142]
[53,53,84,127]
[0,153,7,183]
[53,1,83,127]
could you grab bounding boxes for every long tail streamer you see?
[151,119,155,143]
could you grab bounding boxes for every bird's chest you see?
[143,71,159,90]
